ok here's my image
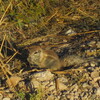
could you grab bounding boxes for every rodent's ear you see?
[42,50,59,58]
[27,46,42,53]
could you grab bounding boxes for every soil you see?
[0,0,100,100]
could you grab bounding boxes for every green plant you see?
[16,91,25,100]
[30,88,43,100]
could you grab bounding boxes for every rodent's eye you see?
[34,51,38,54]
[34,50,41,54]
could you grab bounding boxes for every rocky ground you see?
[0,0,100,100]
[0,31,100,100]
[27,32,100,100]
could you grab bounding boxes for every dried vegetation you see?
[0,0,100,99]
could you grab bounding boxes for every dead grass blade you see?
[6,51,18,64]
[0,34,6,57]
[0,0,13,26]
[17,30,100,47]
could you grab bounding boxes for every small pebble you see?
[96,42,100,48]
[65,29,76,35]
[0,93,3,100]
[88,41,96,47]
[3,97,10,100]
[82,83,90,88]
[96,87,100,96]
[90,62,97,67]
[91,71,99,78]
[32,70,54,81]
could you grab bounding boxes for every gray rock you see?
[65,29,76,35]
[31,78,42,88]
[88,41,96,47]
[70,84,79,92]
[0,93,3,100]
[57,77,68,91]
[96,87,100,96]
[58,82,67,90]
[96,41,100,48]
[91,70,99,79]
[82,83,90,88]
[3,98,10,100]
[32,70,54,81]
[90,61,97,67]
[31,71,56,95]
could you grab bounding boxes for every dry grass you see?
[0,0,100,99]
